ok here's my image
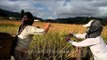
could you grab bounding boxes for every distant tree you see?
[20,9,24,19]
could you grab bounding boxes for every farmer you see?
[13,12,51,60]
[65,19,107,60]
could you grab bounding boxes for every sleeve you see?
[73,33,86,39]
[25,26,45,35]
[68,38,98,47]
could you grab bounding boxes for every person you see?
[65,19,107,60]
[13,12,51,60]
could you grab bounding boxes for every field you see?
[0,20,107,60]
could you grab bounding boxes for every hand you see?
[46,22,51,27]
[44,22,51,33]
[65,36,70,42]
[68,32,73,37]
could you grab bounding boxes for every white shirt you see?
[16,26,45,50]
[69,33,107,60]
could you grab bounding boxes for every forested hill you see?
[0,8,20,18]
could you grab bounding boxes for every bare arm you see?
[44,22,51,33]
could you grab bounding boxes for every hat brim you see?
[83,24,90,27]
[83,20,94,27]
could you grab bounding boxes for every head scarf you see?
[85,20,103,38]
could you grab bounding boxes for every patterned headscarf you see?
[85,20,103,38]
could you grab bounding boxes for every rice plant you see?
[0,20,107,60]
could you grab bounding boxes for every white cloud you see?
[51,0,107,18]
[0,1,29,12]
[0,0,107,19]
[97,7,107,17]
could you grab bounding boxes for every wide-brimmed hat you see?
[83,20,94,27]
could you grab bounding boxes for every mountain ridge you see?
[0,8,20,18]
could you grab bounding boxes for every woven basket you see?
[0,32,14,59]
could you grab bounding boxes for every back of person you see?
[90,36,107,58]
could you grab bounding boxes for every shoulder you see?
[96,36,103,40]
[87,36,102,40]
[25,25,33,28]
[23,26,35,32]
[25,26,37,29]
[86,36,101,43]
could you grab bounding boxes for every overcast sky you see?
[0,0,107,19]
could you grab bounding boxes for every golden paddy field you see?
[0,20,107,60]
